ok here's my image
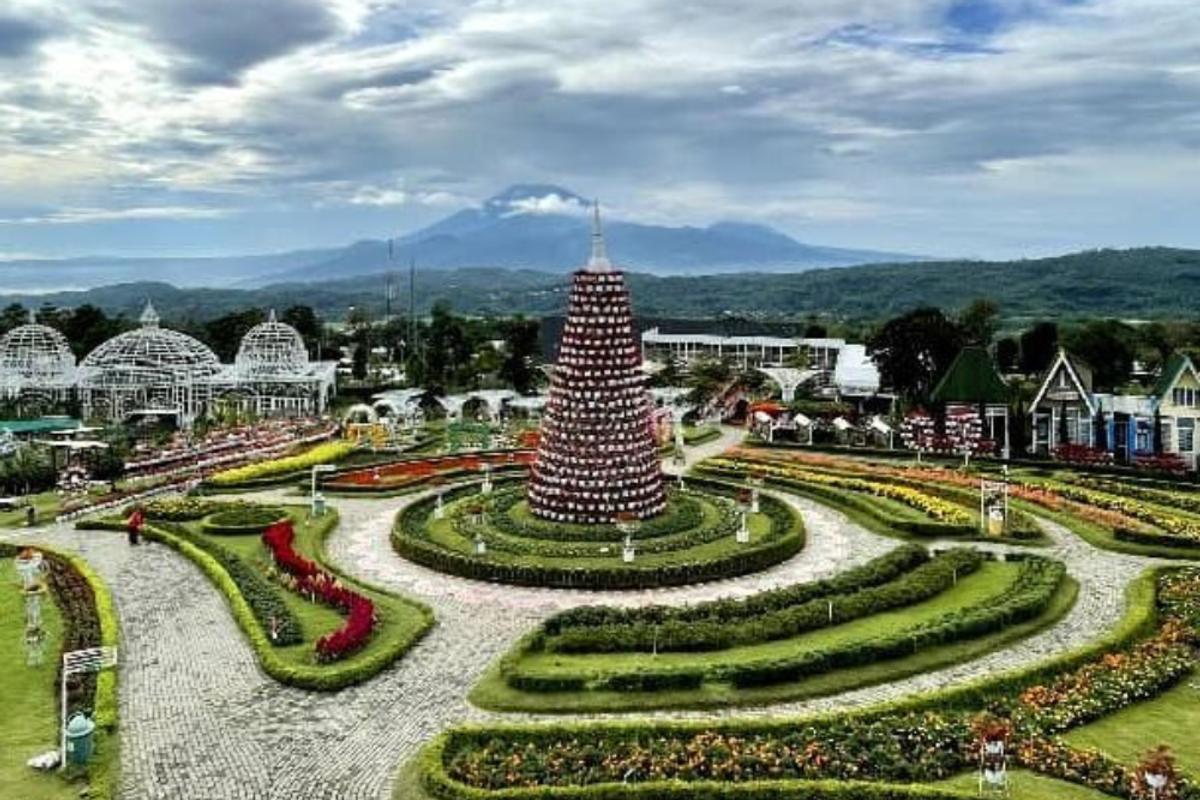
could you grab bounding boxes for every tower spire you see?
[587,200,611,272]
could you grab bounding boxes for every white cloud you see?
[0,205,232,224]
[504,193,589,217]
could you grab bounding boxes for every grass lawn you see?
[473,567,1077,713]
[0,492,62,528]
[1065,673,1200,775]
[934,768,1114,799]
[189,507,430,676]
[0,562,85,800]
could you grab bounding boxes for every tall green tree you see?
[1019,321,1058,375]
[0,303,27,336]
[203,309,265,361]
[867,307,966,403]
[499,316,540,394]
[1062,319,1136,391]
[281,305,323,356]
[958,298,1000,347]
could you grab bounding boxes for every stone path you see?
[1,428,1187,799]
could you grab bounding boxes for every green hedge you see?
[502,556,1064,691]
[486,487,708,543]
[543,548,976,654]
[200,506,289,536]
[393,480,804,590]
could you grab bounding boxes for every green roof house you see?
[928,347,1011,455]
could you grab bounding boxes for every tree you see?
[1062,319,1136,391]
[351,342,369,380]
[281,305,323,356]
[867,307,966,403]
[203,308,265,361]
[959,299,999,347]
[0,303,27,336]
[686,357,734,407]
[498,317,540,394]
[1019,322,1058,375]
[60,304,125,359]
[995,337,1019,373]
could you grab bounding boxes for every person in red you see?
[126,506,145,546]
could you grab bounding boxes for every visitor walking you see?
[126,506,144,546]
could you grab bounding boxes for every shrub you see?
[207,440,354,487]
[201,506,288,535]
[544,548,975,654]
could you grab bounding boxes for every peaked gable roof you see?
[1032,348,1096,415]
[931,347,1010,405]
[1153,352,1199,398]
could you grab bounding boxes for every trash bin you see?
[64,712,95,765]
[312,494,327,517]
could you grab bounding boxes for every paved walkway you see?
[1,428,1185,799]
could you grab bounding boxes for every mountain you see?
[0,184,922,293]
[254,184,923,284]
[3,247,1197,324]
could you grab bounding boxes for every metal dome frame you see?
[0,318,77,394]
[235,310,309,378]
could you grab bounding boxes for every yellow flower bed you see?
[1045,482,1200,542]
[707,457,972,525]
[208,440,355,486]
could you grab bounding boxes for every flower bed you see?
[702,457,974,535]
[207,440,356,487]
[262,520,376,662]
[425,567,1200,800]
[325,450,536,491]
[540,547,975,654]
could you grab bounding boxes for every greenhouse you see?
[0,303,337,428]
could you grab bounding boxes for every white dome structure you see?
[0,314,76,388]
[235,310,309,377]
[81,302,220,384]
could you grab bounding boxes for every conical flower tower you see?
[527,204,666,524]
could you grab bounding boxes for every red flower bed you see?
[1054,444,1113,466]
[326,450,536,488]
[1133,453,1189,475]
[262,521,376,662]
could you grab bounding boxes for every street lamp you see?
[310,463,337,516]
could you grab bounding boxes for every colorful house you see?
[1029,349,1096,455]
[1151,353,1200,470]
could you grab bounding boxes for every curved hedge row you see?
[457,493,740,560]
[542,548,979,654]
[392,480,804,590]
[200,506,289,536]
[501,555,1065,692]
[486,487,707,542]
[544,544,930,635]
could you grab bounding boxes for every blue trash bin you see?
[65,712,95,765]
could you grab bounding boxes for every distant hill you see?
[0,184,923,294]
[2,247,1196,324]
[256,184,923,284]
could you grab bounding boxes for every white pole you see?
[59,662,67,769]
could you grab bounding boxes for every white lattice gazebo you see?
[79,303,222,427]
[229,310,336,417]
[0,315,77,407]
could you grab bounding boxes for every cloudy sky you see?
[1,0,1198,261]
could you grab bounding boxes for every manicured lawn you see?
[190,508,430,674]
[0,492,63,528]
[0,562,82,800]
[473,567,1078,713]
[1065,673,1200,775]
[934,768,1113,799]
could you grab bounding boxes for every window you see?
[1180,419,1195,453]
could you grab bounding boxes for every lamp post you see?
[310,463,336,517]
